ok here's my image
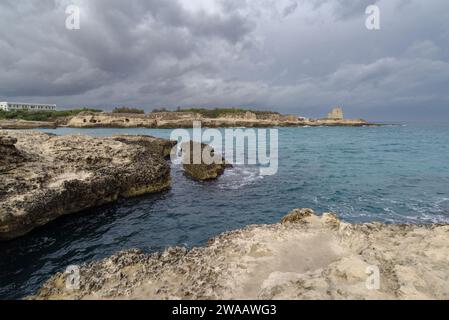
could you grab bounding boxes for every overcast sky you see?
[1,0,448,120]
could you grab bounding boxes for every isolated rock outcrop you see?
[180,141,229,180]
[0,131,176,241]
[33,209,449,300]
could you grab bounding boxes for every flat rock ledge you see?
[32,208,449,300]
[0,119,57,130]
[180,141,230,181]
[0,131,176,241]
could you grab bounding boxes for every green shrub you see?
[0,108,103,121]
[151,108,169,113]
[112,107,145,114]
[176,108,279,118]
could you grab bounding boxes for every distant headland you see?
[0,106,376,129]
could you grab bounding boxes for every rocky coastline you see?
[32,208,449,300]
[0,111,376,129]
[4,130,442,301]
[0,131,177,240]
[66,111,374,128]
[0,119,57,129]
[0,130,232,241]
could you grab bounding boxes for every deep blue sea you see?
[1,124,449,299]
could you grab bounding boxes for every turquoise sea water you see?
[1,124,449,298]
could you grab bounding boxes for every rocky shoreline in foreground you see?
[32,208,449,300]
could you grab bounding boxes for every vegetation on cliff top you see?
[112,107,145,114]
[0,107,280,121]
[0,108,103,121]
[152,107,280,118]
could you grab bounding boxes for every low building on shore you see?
[0,102,57,112]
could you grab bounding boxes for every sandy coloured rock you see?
[65,111,372,128]
[180,141,229,181]
[32,209,449,300]
[0,131,176,241]
[0,119,56,129]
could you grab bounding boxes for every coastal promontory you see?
[1,107,374,129]
[0,131,176,241]
[65,109,371,128]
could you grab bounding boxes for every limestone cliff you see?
[0,119,56,129]
[0,131,176,240]
[66,112,158,128]
[65,111,371,128]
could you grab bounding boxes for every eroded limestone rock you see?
[32,209,449,300]
[280,208,314,223]
[0,131,176,240]
[180,141,229,181]
[0,131,24,169]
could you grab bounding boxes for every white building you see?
[0,102,57,112]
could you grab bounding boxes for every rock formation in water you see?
[32,208,449,300]
[0,131,176,241]
[180,141,229,181]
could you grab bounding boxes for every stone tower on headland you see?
[327,107,344,120]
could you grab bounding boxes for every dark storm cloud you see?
[0,0,448,121]
[0,0,254,98]
[282,1,299,17]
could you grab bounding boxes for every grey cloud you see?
[0,0,448,121]
[405,40,442,59]
[307,0,381,19]
[282,1,299,17]
[0,0,254,98]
